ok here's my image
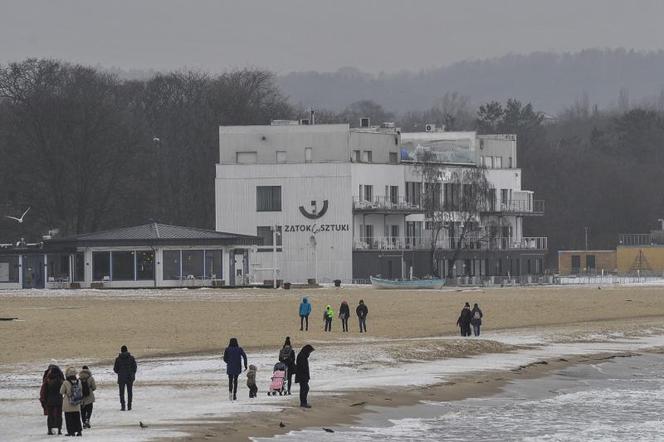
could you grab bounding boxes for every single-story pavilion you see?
[0,223,260,289]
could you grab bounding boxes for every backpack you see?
[473,311,481,320]
[279,345,292,363]
[81,378,90,397]
[69,380,83,406]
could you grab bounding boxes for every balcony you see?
[353,196,424,214]
[353,236,548,251]
[482,199,545,216]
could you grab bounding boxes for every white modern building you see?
[215,121,546,284]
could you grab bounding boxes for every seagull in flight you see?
[5,207,30,224]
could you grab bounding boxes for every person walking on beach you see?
[60,367,83,437]
[299,297,312,331]
[223,337,248,401]
[114,345,137,411]
[470,303,484,337]
[457,302,473,337]
[339,300,350,332]
[79,366,96,428]
[295,344,315,408]
[246,365,258,398]
[279,336,296,394]
[323,305,334,332]
[356,299,368,333]
[40,365,64,435]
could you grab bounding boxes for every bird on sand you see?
[139,421,148,429]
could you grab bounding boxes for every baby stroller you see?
[268,362,287,396]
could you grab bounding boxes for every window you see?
[305,147,312,163]
[236,151,257,164]
[479,156,485,167]
[389,152,398,164]
[205,250,223,279]
[405,182,422,206]
[47,254,70,281]
[276,151,287,163]
[571,255,581,274]
[112,251,135,281]
[495,156,502,168]
[390,186,399,204]
[501,189,509,209]
[362,151,373,162]
[136,251,155,281]
[364,185,373,202]
[74,253,84,282]
[0,255,19,282]
[163,250,181,280]
[363,225,374,245]
[488,156,495,168]
[391,225,399,238]
[257,226,282,246]
[256,186,282,211]
[586,255,596,272]
[508,156,513,168]
[92,252,110,281]
[353,150,361,162]
[182,250,204,279]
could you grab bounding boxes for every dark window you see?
[182,250,204,279]
[363,225,374,246]
[364,185,373,202]
[205,250,223,279]
[586,255,596,272]
[390,186,399,204]
[389,152,398,164]
[571,255,581,274]
[391,225,399,238]
[136,251,155,281]
[47,254,70,281]
[353,150,361,162]
[163,250,181,280]
[74,253,84,282]
[405,182,422,206]
[92,252,111,281]
[0,255,19,282]
[257,226,282,246]
[256,186,282,212]
[112,251,135,281]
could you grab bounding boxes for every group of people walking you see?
[456,302,484,336]
[223,336,315,408]
[38,345,137,436]
[299,297,369,333]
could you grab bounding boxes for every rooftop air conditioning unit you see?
[360,117,370,128]
[425,123,436,132]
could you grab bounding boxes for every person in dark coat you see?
[339,301,350,332]
[40,365,64,435]
[113,345,137,411]
[456,302,473,337]
[295,344,315,408]
[470,303,484,336]
[223,337,247,401]
[278,336,296,395]
[356,300,368,333]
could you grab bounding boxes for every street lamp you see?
[272,225,280,288]
[310,235,317,284]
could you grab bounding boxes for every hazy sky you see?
[2,0,664,74]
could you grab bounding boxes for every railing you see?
[619,233,654,246]
[353,196,423,211]
[482,199,545,214]
[353,236,547,251]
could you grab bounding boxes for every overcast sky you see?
[2,0,664,74]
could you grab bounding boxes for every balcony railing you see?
[353,236,547,251]
[482,199,545,215]
[353,196,423,212]
[619,233,661,246]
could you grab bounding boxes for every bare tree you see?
[416,150,492,278]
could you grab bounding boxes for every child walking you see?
[247,365,258,398]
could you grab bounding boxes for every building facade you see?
[0,223,259,289]
[215,122,547,284]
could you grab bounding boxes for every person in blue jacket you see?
[299,297,312,331]
[223,338,247,401]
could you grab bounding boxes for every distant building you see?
[0,223,259,289]
[215,120,547,283]
[558,225,664,276]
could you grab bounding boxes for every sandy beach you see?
[3,284,664,441]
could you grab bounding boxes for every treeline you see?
[0,59,294,240]
[2,59,663,269]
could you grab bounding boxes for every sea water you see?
[260,353,664,441]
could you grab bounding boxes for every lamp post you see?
[310,235,317,284]
[272,225,280,289]
[152,137,161,221]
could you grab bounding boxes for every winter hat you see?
[249,364,257,371]
[65,367,77,378]
[121,345,128,353]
